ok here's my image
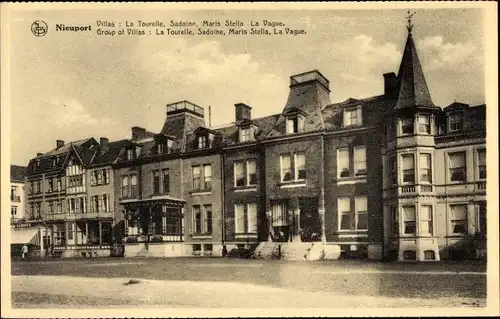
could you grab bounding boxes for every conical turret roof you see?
[395,32,436,110]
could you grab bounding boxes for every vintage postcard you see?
[1,2,498,318]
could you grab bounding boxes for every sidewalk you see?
[11,275,486,308]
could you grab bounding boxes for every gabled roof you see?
[215,114,280,147]
[11,165,26,182]
[90,139,131,166]
[395,33,436,110]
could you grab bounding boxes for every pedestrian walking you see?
[21,244,28,260]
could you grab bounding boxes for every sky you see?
[9,8,485,166]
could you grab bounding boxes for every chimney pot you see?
[131,126,146,141]
[100,137,109,153]
[383,72,399,98]
[56,140,65,149]
[235,103,252,121]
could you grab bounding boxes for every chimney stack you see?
[56,140,65,149]
[100,137,109,154]
[235,103,252,121]
[131,126,146,141]
[383,72,399,98]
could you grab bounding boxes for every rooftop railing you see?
[166,100,204,117]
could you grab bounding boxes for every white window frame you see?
[448,151,467,183]
[234,203,245,234]
[338,197,352,231]
[419,153,432,184]
[286,115,304,135]
[343,105,362,127]
[419,205,433,236]
[355,196,368,231]
[477,148,486,180]
[450,204,468,235]
[418,114,431,134]
[239,127,253,142]
[402,205,416,235]
[246,160,257,186]
[354,146,367,177]
[401,154,415,184]
[401,117,414,135]
[294,152,306,181]
[280,154,292,182]
[337,148,350,178]
[448,112,463,132]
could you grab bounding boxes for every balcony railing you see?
[399,184,434,195]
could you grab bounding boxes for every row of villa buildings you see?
[14,26,487,261]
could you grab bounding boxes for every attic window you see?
[198,135,208,149]
[239,127,254,143]
[286,115,304,134]
[52,158,57,167]
[343,105,362,128]
[158,143,165,154]
[449,113,463,132]
[127,149,134,160]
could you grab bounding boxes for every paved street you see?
[10,257,487,308]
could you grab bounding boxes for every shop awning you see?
[11,228,41,246]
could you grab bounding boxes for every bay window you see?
[402,154,415,183]
[419,153,432,183]
[420,205,433,235]
[401,117,414,135]
[403,206,416,235]
[418,114,431,134]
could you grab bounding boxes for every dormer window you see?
[449,113,463,132]
[286,115,304,134]
[127,149,134,160]
[198,135,208,149]
[239,127,254,142]
[401,117,414,135]
[52,158,57,167]
[158,143,165,154]
[343,105,362,128]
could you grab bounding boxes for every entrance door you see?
[299,197,320,242]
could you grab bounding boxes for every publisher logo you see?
[31,20,48,37]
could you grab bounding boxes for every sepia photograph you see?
[1,2,498,318]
